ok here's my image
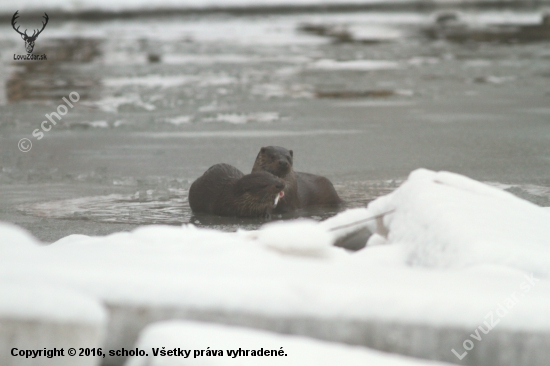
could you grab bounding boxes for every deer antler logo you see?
[12,11,49,54]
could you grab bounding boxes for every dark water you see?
[14,179,400,230]
[2,8,550,242]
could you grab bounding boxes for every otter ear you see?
[260,147,266,153]
[289,150,293,157]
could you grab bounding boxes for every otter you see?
[251,146,342,213]
[189,163,285,218]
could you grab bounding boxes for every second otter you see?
[189,163,285,218]
[251,146,342,213]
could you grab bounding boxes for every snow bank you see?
[0,282,106,366]
[125,320,453,366]
[367,168,550,276]
[0,282,106,325]
[1,169,550,366]
[256,219,335,258]
[0,221,41,251]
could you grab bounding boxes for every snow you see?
[0,282,106,324]
[366,169,550,276]
[309,59,401,71]
[0,279,106,366]
[203,112,280,124]
[2,169,550,365]
[163,55,310,65]
[0,221,40,252]
[90,94,156,113]
[125,320,453,366]
[103,75,196,88]
[255,219,336,258]
[165,115,193,125]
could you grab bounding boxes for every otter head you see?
[234,171,285,217]
[253,146,294,178]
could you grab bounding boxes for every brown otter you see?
[189,163,285,218]
[251,146,342,213]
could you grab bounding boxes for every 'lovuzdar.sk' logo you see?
[12,10,48,60]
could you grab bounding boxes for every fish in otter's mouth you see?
[273,190,285,208]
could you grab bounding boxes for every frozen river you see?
[1,7,550,242]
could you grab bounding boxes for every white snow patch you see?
[366,168,550,276]
[91,94,156,112]
[103,75,194,88]
[0,282,106,325]
[0,222,41,251]
[87,120,109,128]
[203,112,280,124]
[163,54,310,65]
[309,59,400,71]
[257,219,335,258]
[347,24,404,41]
[126,320,454,366]
[165,116,193,125]
[251,83,314,99]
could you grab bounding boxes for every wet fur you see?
[189,163,285,218]
[251,146,342,213]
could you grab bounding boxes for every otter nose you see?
[276,181,284,190]
[278,160,288,168]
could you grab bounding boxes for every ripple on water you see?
[17,181,550,232]
[16,180,402,232]
[18,189,189,226]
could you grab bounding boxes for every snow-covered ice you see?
[1,169,550,365]
[366,168,550,276]
[0,271,106,365]
[125,320,453,366]
[0,281,106,325]
[309,59,401,71]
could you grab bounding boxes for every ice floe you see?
[125,320,454,366]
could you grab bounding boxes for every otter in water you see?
[251,146,342,213]
[189,163,285,218]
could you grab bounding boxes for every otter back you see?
[296,172,342,207]
[189,163,285,218]
[189,164,243,215]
